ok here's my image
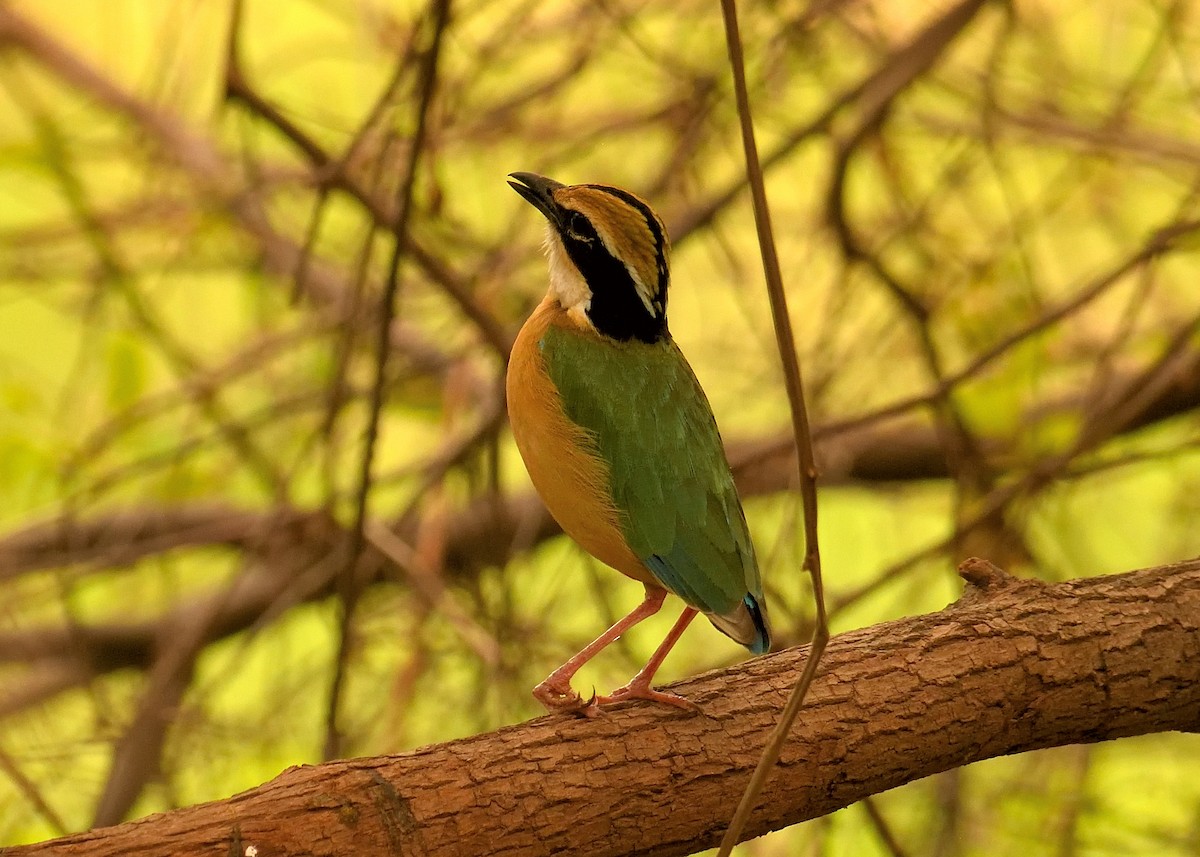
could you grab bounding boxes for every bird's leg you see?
[533,587,667,714]
[595,606,700,711]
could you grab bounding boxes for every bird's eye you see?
[564,211,593,243]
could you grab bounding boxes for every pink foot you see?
[595,680,701,713]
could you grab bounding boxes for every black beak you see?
[507,172,565,224]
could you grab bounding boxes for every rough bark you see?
[7,558,1198,857]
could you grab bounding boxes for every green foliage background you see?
[1,0,1199,853]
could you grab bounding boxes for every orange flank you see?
[506,296,656,587]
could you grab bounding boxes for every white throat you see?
[544,228,594,327]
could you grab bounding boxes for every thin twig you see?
[716,0,829,852]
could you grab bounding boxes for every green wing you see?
[540,325,762,619]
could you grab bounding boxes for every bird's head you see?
[508,172,670,344]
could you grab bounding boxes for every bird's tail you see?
[708,593,771,655]
[743,593,771,655]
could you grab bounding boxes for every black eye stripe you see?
[557,186,670,344]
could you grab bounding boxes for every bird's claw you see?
[533,679,603,717]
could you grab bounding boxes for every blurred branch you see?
[2,325,1198,605]
[222,8,511,358]
[0,746,66,837]
[862,798,913,857]
[9,558,1200,856]
[0,4,490,376]
[673,0,991,242]
[91,629,199,827]
[824,0,997,532]
[327,0,453,761]
[2,322,1198,709]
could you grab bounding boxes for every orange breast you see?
[506,296,655,586]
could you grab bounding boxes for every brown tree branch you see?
[8,558,1198,856]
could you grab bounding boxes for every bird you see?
[505,172,770,715]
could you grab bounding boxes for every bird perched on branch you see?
[505,172,770,714]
